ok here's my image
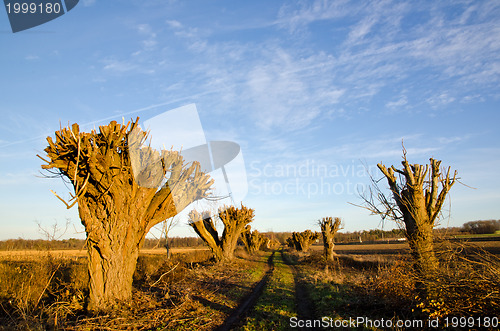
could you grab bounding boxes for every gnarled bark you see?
[241,225,267,254]
[319,217,342,262]
[189,210,223,261]
[289,230,319,252]
[189,205,254,262]
[376,155,457,298]
[38,119,213,310]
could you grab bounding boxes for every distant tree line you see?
[0,236,206,251]
[461,220,500,234]
[1,220,498,251]
[335,228,405,242]
[0,238,85,250]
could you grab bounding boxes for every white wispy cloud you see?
[166,20,183,29]
[386,96,408,109]
[276,0,354,32]
[303,133,469,162]
[25,55,39,61]
[94,1,500,135]
[82,0,96,7]
[136,24,158,50]
[102,59,137,73]
[273,0,500,116]
[426,93,455,108]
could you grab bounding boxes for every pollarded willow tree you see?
[241,225,267,254]
[189,204,254,262]
[38,119,213,310]
[287,230,319,252]
[361,151,457,280]
[319,217,342,262]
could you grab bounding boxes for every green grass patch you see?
[242,251,269,282]
[454,233,500,238]
[238,251,296,330]
[304,281,378,330]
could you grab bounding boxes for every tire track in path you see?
[216,251,275,331]
[281,250,316,331]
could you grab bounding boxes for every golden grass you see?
[0,247,210,260]
[0,250,87,259]
[310,240,500,254]
[141,247,209,255]
[0,247,267,330]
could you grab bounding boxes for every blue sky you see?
[1,0,499,240]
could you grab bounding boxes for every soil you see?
[216,251,275,331]
[281,250,317,331]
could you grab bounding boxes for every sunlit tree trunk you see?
[319,217,342,262]
[290,230,319,252]
[39,120,213,311]
[241,226,267,254]
[377,156,457,297]
[189,205,254,262]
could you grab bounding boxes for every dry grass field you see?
[0,239,499,330]
[0,247,210,259]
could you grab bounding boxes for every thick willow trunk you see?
[87,239,140,310]
[323,235,335,262]
[405,218,439,298]
[320,217,341,262]
[406,221,438,274]
[221,232,240,261]
[375,157,457,300]
[400,189,439,276]
[189,206,254,262]
[241,227,266,254]
[291,230,319,252]
[39,119,213,312]
[80,200,146,311]
[189,215,224,262]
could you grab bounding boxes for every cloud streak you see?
[88,1,500,135]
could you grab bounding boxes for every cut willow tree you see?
[360,152,457,282]
[38,119,213,310]
[319,217,342,262]
[241,225,267,254]
[287,230,319,252]
[189,204,254,261]
[265,237,281,250]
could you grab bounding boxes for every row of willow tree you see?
[39,118,458,311]
[285,217,342,262]
[187,205,281,261]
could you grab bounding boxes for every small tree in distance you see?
[287,230,319,252]
[319,217,342,262]
[462,220,500,234]
[241,225,267,254]
[189,204,254,261]
[38,119,213,310]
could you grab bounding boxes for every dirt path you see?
[217,250,315,331]
[216,251,275,331]
[281,250,316,330]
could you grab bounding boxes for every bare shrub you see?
[416,243,500,318]
[0,254,88,329]
[366,244,500,319]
